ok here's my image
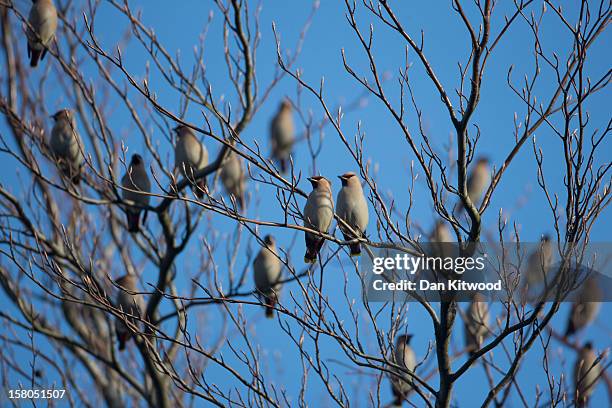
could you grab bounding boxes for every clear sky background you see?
[1,0,610,406]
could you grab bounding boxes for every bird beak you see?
[307,177,315,183]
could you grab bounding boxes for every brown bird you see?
[522,235,553,301]
[430,220,453,260]
[457,157,490,214]
[574,342,602,407]
[26,0,58,67]
[303,176,334,264]
[389,334,416,406]
[114,274,145,351]
[220,150,246,209]
[174,125,209,199]
[270,99,295,173]
[253,235,283,318]
[336,172,369,256]
[464,293,490,356]
[467,158,490,204]
[565,276,602,337]
[49,109,84,184]
[431,220,452,243]
[121,154,151,233]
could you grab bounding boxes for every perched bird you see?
[464,293,490,356]
[524,235,553,287]
[26,0,58,67]
[121,154,151,233]
[336,172,368,256]
[457,157,490,214]
[565,276,602,337]
[253,235,283,318]
[49,109,84,184]
[270,99,295,173]
[430,220,453,260]
[220,150,246,209]
[522,235,553,301]
[431,220,452,243]
[467,158,490,204]
[389,334,416,406]
[303,176,334,264]
[114,274,145,351]
[174,125,209,199]
[574,342,602,407]
[59,281,109,351]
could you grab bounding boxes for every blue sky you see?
[1,0,610,406]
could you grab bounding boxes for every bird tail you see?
[117,331,129,351]
[29,48,44,68]
[564,320,576,337]
[237,194,245,210]
[71,172,81,185]
[61,165,81,185]
[194,180,207,199]
[342,231,363,257]
[126,211,141,233]
[265,297,276,319]
[304,236,324,264]
[304,248,317,264]
[279,158,288,174]
[466,331,481,356]
[391,388,404,407]
[576,395,587,408]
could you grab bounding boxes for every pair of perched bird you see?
[302,173,369,263]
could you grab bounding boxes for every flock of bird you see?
[24,0,605,406]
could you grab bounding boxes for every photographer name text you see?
[372,279,503,292]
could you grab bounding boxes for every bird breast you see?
[121,169,151,207]
[27,3,57,47]
[271,114,294,150]
[303,190,334,232]
[221,154,244,191]
[336,187,368,231]
[467,169,491,202]
[51,123,83,163]
[176,136,208,172]
[254,250,282,292]
[117,291,143,316]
